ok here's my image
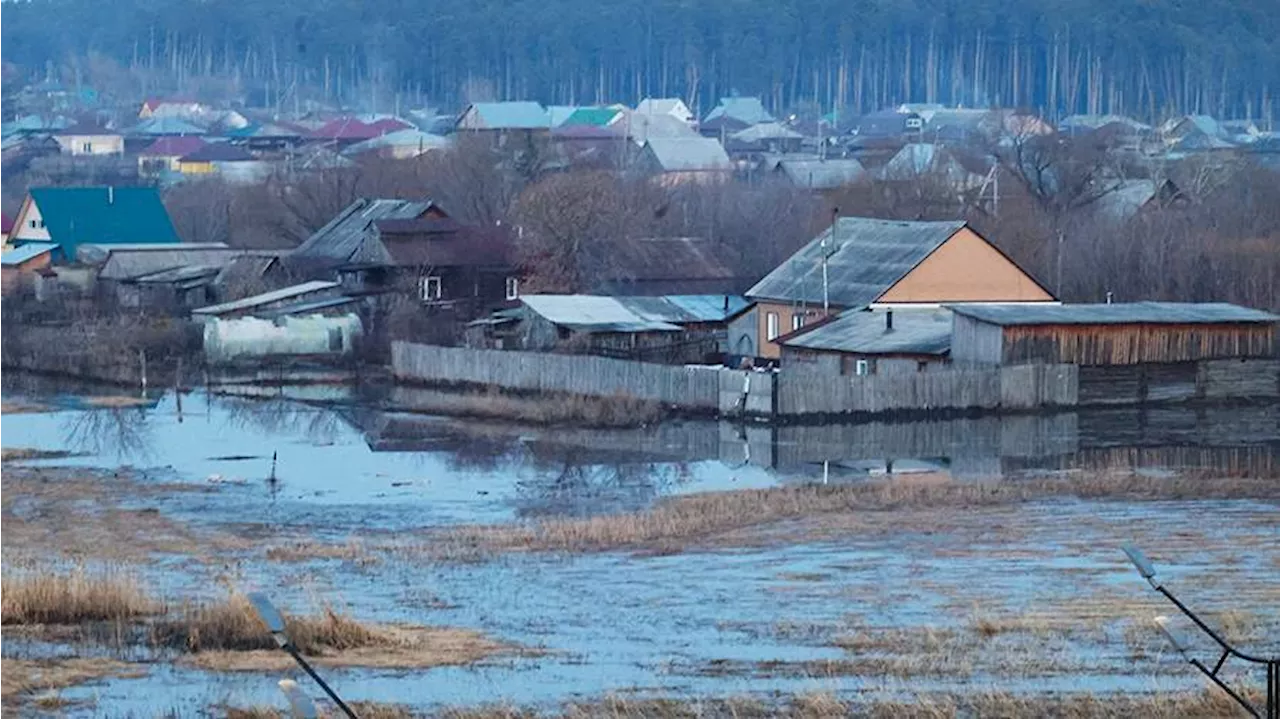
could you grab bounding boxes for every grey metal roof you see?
[731,122,803,143]
[644,137,731,172]
[1,242,58,266]
[778,158,866,189]
[192,280,340,317]
[520,295,682,333]
[747,217,967,306]
[1094,180,1157,221]
[77,242,230,265]
[461,102,549,130]
[949,302,1280,326]
[781,308,953,355]
[256,296,361,319]
[618,295,749,323]
[703,97,774,126]
[130,264,223,284]
[98,247,244,280]
[291,198,435,264]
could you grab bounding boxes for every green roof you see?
[28,187,180,261]
[562,107,621,127]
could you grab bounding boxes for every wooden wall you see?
[1000,322,1277,365]
[1079,359,1280,405]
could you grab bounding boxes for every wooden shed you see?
[949,303,1278,366]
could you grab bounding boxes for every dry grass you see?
[426,689,1264,718]
[0,399,52,414]
[1,657,145,701]
[227,703,420,719]
[151,593,517,672]
[431,472,1280,556]
[0,447,77,462]
[0,566,160,625]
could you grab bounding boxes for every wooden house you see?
[778,308,953,375]
[53,122,124,156]
[9,186,180,262]
[742,217,1055,359]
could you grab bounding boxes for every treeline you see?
[3,0,1277,122]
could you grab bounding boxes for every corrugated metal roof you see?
[747,217,967,306]
[617,295,749,323]
[521,295,682,333]
[192,280,341,316]
[29,186,181,260]
[180,143,255,162]
[463,102,550,130]
[291,198,435,264]
[644,137,731,172]
[1095,180,1157,220]
[703,97,774,126]
[562,107,622,128]
[128,117,208,136]
[782,308,953,355]
[779,158,866,189]
[628,113,700,143]
[256,296,361,319]
[341,129,448,155]
[78,242,229,264]
[130,264,224,284]
[731,122,803,143]
[546,106,580,128]
[950,302,1280,326]
[97,247,243,280]
[1,242,58,266]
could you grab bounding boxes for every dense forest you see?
[3,0,1277,122]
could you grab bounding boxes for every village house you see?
[53,122,124,156]
[289,198,518,319]
[342,129,449,160]
[635,137,733,182]
[700,97,775,137]
[852,109,924,139]
[634,98,696,126]
[455,102,551,142]
[90,244,250,310]
[137,136,208,176]
[139,98,208,119]
[176,142,269,183]
[777,307,953,375]
[125,116,208,142]
[591,236,743,296]
[309,115,416,146]
[8,186,180,263]
[737,217,1056,359]
[772,157,866,190]
[725,122,805,159]
[471,293,748,363]
[1,243,57,296]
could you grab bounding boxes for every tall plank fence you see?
[391,342,722,409]
[776,363,1077,417]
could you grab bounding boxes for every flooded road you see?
[2,372,1278,716]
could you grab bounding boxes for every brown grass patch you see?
[1,566,159,625]
[430,472,1280,557]
[151,593,517,671]
[1,657,145,701]
[428,689,1264,718]
[0,447,77,462]
[228,703,420,719]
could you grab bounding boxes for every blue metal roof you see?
[1,242,58,266]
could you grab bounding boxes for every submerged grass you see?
[396,386,665,427]
[431,472,1280,556]
[1,657,145,702]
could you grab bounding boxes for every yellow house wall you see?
[754,301,831,359]
[875,227,1054,304]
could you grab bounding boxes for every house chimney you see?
[885,310,894,331]
[107,186,114,204]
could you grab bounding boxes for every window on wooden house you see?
[505,276,519,300]
[854,359,870,376]
[765,312,779,340]
[420,276,442,301]
[82,142,93,153]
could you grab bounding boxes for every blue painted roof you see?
[1,242,58,266]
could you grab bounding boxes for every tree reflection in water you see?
[61,407,154,461]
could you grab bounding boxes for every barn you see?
[949,302,1279,404]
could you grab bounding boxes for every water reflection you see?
[60,407,155,461]
[2,371,1277,525]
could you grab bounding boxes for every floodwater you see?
[2,372,1278,716]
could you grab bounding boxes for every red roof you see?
[1,212,13,234]
[311,117,414,141]
[139,136,209,157]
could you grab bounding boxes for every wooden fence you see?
[776,364,1077,417]
[391,342,722,409]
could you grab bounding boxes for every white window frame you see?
[420,275,442,301]
[765,312,780,341]
[82,142,93,153]
[791,313,805,331]
[505,276,519,300]
[855,359,870,376]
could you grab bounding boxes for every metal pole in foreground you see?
[248,592,359,719]
[1121,544,1277,719]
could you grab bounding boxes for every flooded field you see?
[2,372,1278,717]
